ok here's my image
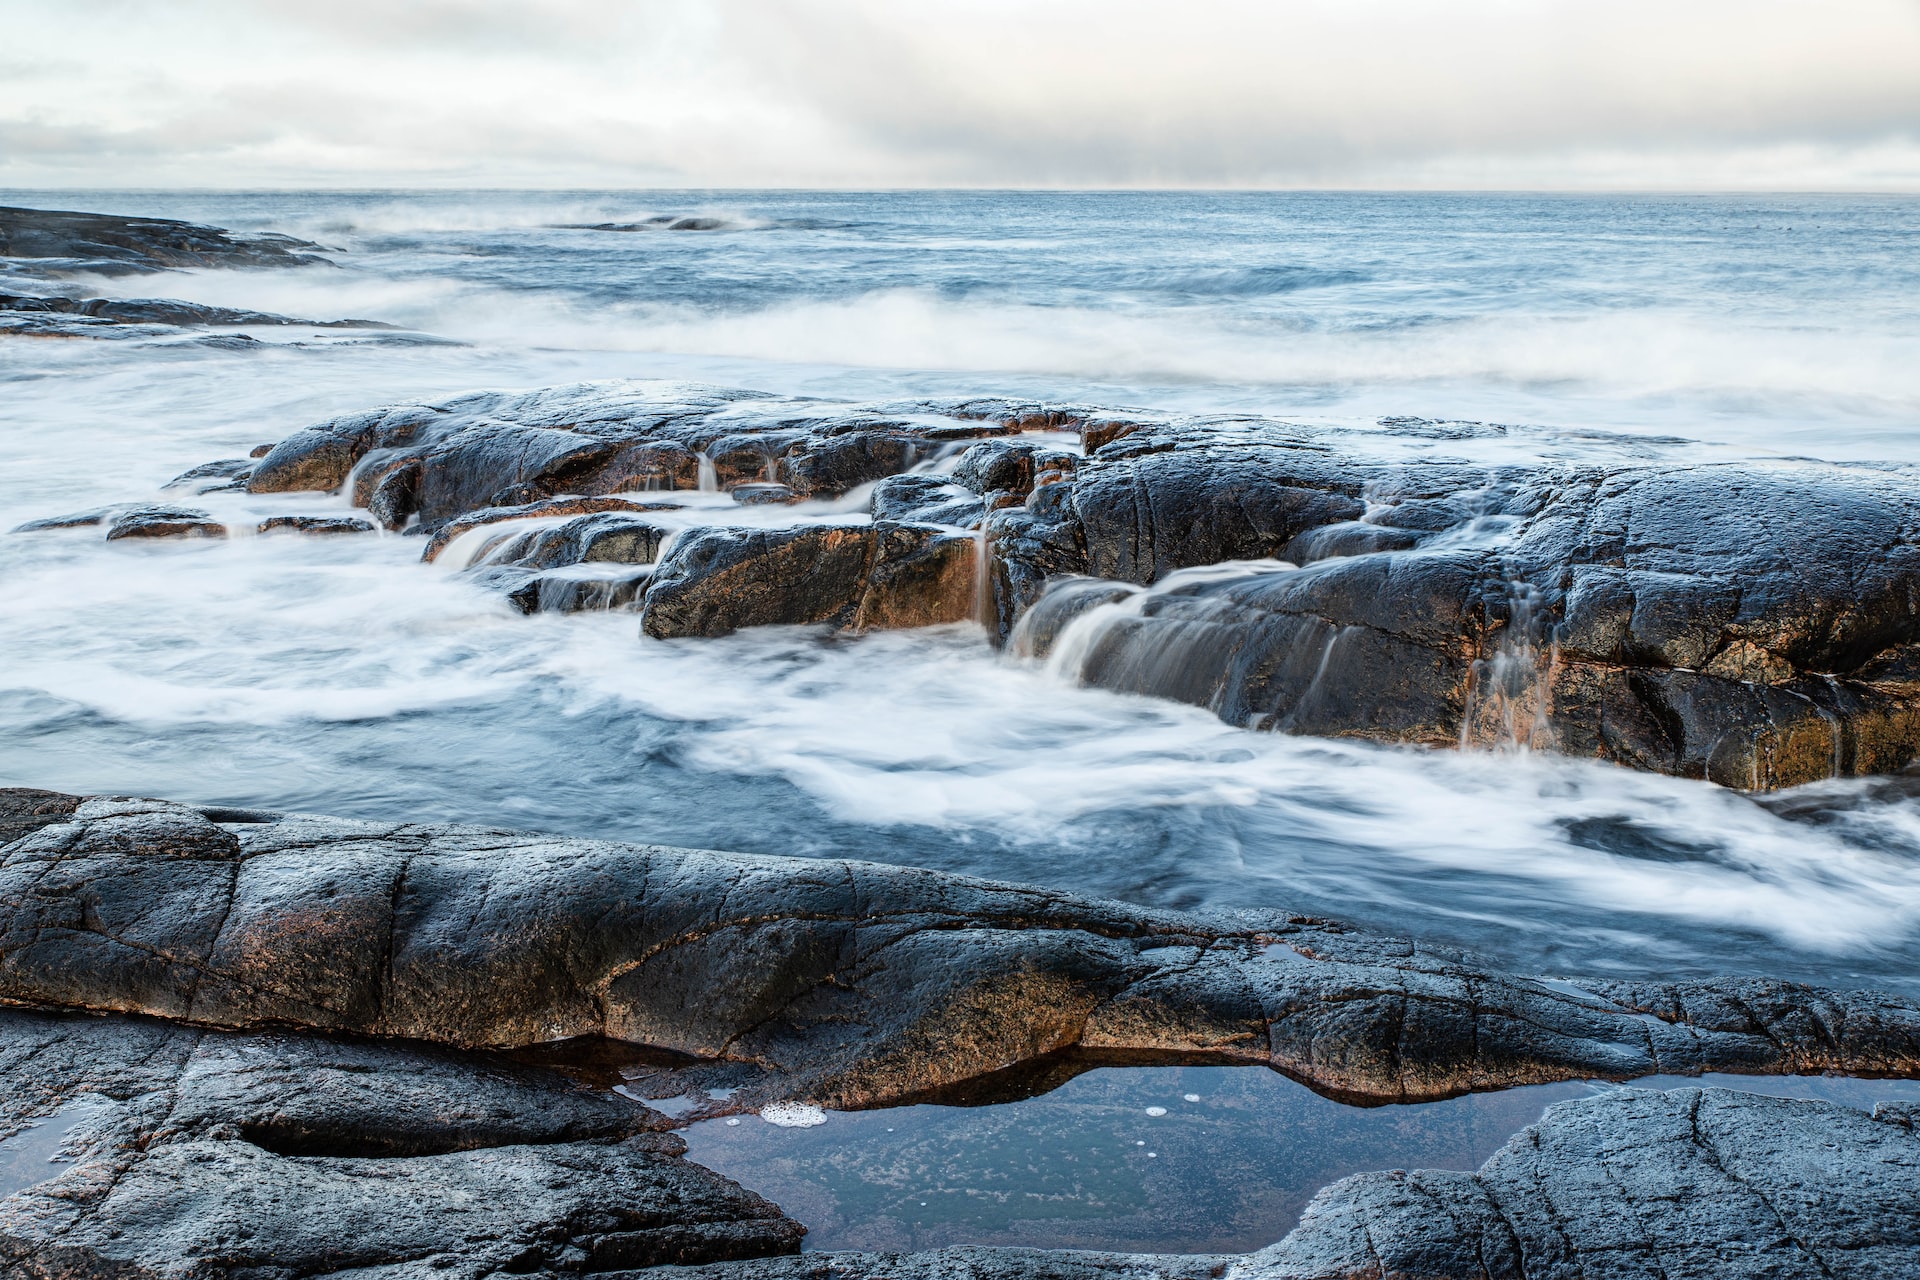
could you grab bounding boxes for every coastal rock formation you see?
[244,383,1019,525]
[0,1007,803,1275]
[0,205,331,274]
[1,291,387,332]
[111,378,1920,786]
[5,789,1919,1113]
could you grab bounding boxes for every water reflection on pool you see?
[681,1065,1920,1254]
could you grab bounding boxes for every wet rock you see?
[6,790,1919,1113]
[0,291,387,329]
[1240,1087,1920,1279]
[506,567,656,614]
[242,381,1019,524]
[643,524,875,637]
[641,521,978,638]
[103,505,226,541]
[9,504,141,533]
[164,457,256,492]
[0,1005,803,1274]
[871,473,987,527]
[257,515,378,536]
[0,205,331,274]
[422,495,686,563]
[1003,422,1920,788]
[733,481,803,505]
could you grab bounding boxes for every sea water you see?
[3,190,1920,995]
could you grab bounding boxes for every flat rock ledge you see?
[122,377,1920,789]
[6,788,1919,1111]
[5,789,1919,1278]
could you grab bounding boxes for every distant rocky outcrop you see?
[49,378,1920,787]
[0,291,390,334]
[0,205,332,274]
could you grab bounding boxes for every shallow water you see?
[4,191,1920,996]
[0,1098,109,1200]
[680,1065,1920,1254]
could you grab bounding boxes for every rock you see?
[422,496,687,563]
[0,1005,804,1275]
[643,524,875,637]
[870,473,987,527]
[256,515,377,536]
[0,291,388,329]
[9,504,141,533]
[103,506,226,541]
[168,381,1920,784]
[243,382,1019,524]
[505,567,655,614]
[732,481,802,505]
[164,457,255,492]
[997,422,1920,788]
[6,790,1920,1114]
[642,521,978,638]
[0,205,331,274]
[1237,1087,1920,1279]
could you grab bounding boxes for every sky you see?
[3,0,1919,190]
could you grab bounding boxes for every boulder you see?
[641,522,977,638]
[103,506,226,541]
[0,1006,803,1275]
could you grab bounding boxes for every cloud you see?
[1,0,1917,188]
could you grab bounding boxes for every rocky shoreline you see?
[2,787,1916,1278]
[26,377,1920,790]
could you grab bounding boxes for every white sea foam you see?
[760,1102,829,1128]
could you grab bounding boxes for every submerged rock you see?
[0,1006,803,1274]
[0,205,331,274]
[5,790,1918,1114]
[103,506,226,541]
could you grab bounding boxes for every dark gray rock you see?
[103,506,226,541]
[6,791,1919,1115]
[1240,1086,1920,1279]
[0,1006,803,1276]
[163,458,256,492]
[871,473,987,527]
[243,382,1017,523]
[0,205,331,274]
[9,505,141,533]
[0,291,386,329]
[256,515,378,536]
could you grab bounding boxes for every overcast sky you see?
[4,0,1919,190]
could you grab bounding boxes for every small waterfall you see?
[973,526,995,632]
[697,452,719,492]
[1460,580,1558,753]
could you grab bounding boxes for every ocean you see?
[5,188,1920,998]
